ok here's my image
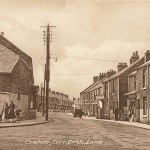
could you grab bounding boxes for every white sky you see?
[0,0,150,98]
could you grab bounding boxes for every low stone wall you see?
[10,93,28,118]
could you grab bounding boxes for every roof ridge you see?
[81,77,106,93]
[108,56,144,81]
[0,43,20,58]
[0,34,31,59]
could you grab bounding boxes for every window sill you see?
[142,87,147,90]
[143,115,147,118]
[112,93,115,95]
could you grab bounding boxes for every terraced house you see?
[80,70,116,118]
[125,50,150,124]
[108,51,145,119]
[37,88,73,113]
[81,51,150,122]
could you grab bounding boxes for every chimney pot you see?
[1,32,4,37]
[117,62,128,72]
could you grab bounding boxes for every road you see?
[0,112,150,150]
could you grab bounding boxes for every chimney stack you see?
[99,73,106,80]
[145,50,150,62]
[1,32,4,37]
[117,63,128,72]
[56,92,60,95]
[52,91,55,94]
[93,76,99,83]
[130,51,139,64]
[106,69,116,78]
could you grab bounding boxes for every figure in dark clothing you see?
[115,107,119,121]
[8,101,16,122]
[15,106,21,122]
[1,102,9,123]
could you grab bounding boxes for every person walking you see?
[1,102,9,123]
[8,101,16,122]
[115,107,119,121]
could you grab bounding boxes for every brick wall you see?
[128,75,136,92]
[0,92,28,118]
[136,65,150,109]
[10,59,34,95]
[0,92,10,113]
[109,77,119,110]
[0,74,11,92]
[10,93,28,118]
[119,57,145,109]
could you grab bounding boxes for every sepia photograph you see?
[0,0,150,149]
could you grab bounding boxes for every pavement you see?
[0,112,52,128]
[67,113,150,130]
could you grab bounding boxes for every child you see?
[15,106,21,122]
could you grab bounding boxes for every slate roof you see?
[136,59,150,69]
[0,35,31,59]
[81,77,107,94]
[128,71,137,76]
[0,45,20,73]
[108,57,144,81]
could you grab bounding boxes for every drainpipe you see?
[108,81,110,119]
[147,64,150,124]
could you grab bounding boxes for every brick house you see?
[80,70,116,118]
[80,73,106,117]
[0,34,36,118]
[125,50,150,124]
[108,51,145,119]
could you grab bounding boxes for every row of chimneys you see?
[93,69,116,83]
[51,91,68,98]
[93,50,150,83]
[41,88,69,98]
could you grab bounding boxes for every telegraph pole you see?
[45,24,50,121]
[42,64,46,117]
[41,24,56,121]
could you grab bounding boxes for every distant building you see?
[37,88,73,113]
[72,98,81,110]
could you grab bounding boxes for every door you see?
[137,99,140,122]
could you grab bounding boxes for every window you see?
[143,69,146,87]
[112,80,115,93]
[97,89,99,96]
[113,102,115,114]
[143,97,147,115]
[90,92,92,100]
[99,87,102,95]
[134,76,136,90]
[94,90,97,96]
[104,83,108,98]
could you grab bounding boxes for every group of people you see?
[115,107,129,121]
[1,101,21,123]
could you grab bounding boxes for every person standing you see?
[115,107,119,121]
[8,101,16,122]
[1,102,9,123]
[15,106,21,122]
